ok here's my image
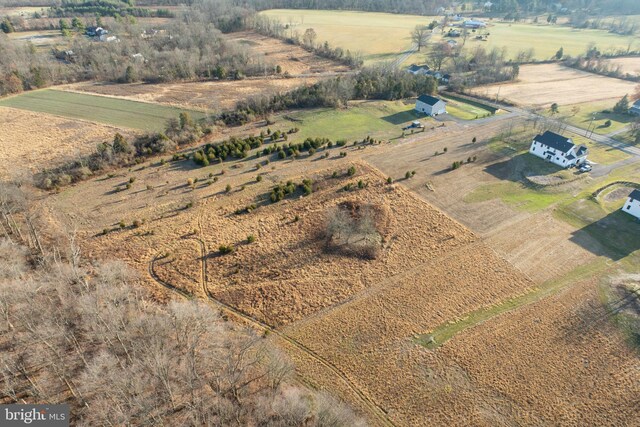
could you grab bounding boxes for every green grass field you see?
[546,100,635,136]
[274,100,427,142]
[442,95,495,120]
[0,89,206,132]
[260,9,435,64]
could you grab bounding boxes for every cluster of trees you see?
[48,1,175,19]
[0,183,364,426]
[239,67,437,116]
[324,201,382,260]
[441,45,521,90]
[269,179,313,202]
[36,113,202,189]
[0,5,270,95]
[563,45,640,82]
[192,134,271,165]
[245,0,451,15]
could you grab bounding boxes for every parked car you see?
[579,164,592,172]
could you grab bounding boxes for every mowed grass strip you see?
[0,89,206,132]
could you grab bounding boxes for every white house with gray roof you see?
[529,131,588,168]
[623,189,640,220]
[415,95,446,116]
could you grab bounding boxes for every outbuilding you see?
[415,95,447,116]
[623,189,640,220]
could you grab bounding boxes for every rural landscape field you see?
[1,0,639,426]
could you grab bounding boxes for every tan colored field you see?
[0,107,133,179]
[66,77,324,112]
[42,110,639,425]
[604,56,640,76]
[471,63,638,108]
[225,31,351,75]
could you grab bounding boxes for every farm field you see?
[260,10,638,63]
[470,63,638,107]
[0,89,206,131]
[602,55,640,76]
[67,77,324,112]
[0,106,133,178]
[6,29,67,48]
[260,9,435,63]
[432,21,639,60]
[225,31,351,75]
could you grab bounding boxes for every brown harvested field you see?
[66,77,324,112]
[470,63,638,108]
[603,56,640,76]
[225,31,351,75]
[0,106,134,178]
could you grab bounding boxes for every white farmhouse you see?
[406,64,431,76]
[529,131,588,168]
[415,95,446,116]
[623,189,640,220]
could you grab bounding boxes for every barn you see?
[623,189,640,220]
[415,95,446,116]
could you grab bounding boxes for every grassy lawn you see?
[551,101,635,135]
[260,10,436,64]
[442,95,496,120]
[274,100,427,142]
[0,89,206,132]
[571,135,631,165]
[431,22,637,60]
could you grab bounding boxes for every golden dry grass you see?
[42,114,640,426]
[0,106,133,179]
[470,63,638,108]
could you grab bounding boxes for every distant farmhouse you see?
[529,131,588,168]
[630,99,640,116]
[623,189,640,220]
[406,64,431,76]
[415,95,446,116]
[462,19,487,29]
[86,26,108,37]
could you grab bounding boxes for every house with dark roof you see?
[630,99,640,116]
[415,95,446,116]
[406,64,431,76]
[623,189,640,220]
[529,131,588,168]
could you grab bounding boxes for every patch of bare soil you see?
[0,107,134,179]
[602,186,636,202]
